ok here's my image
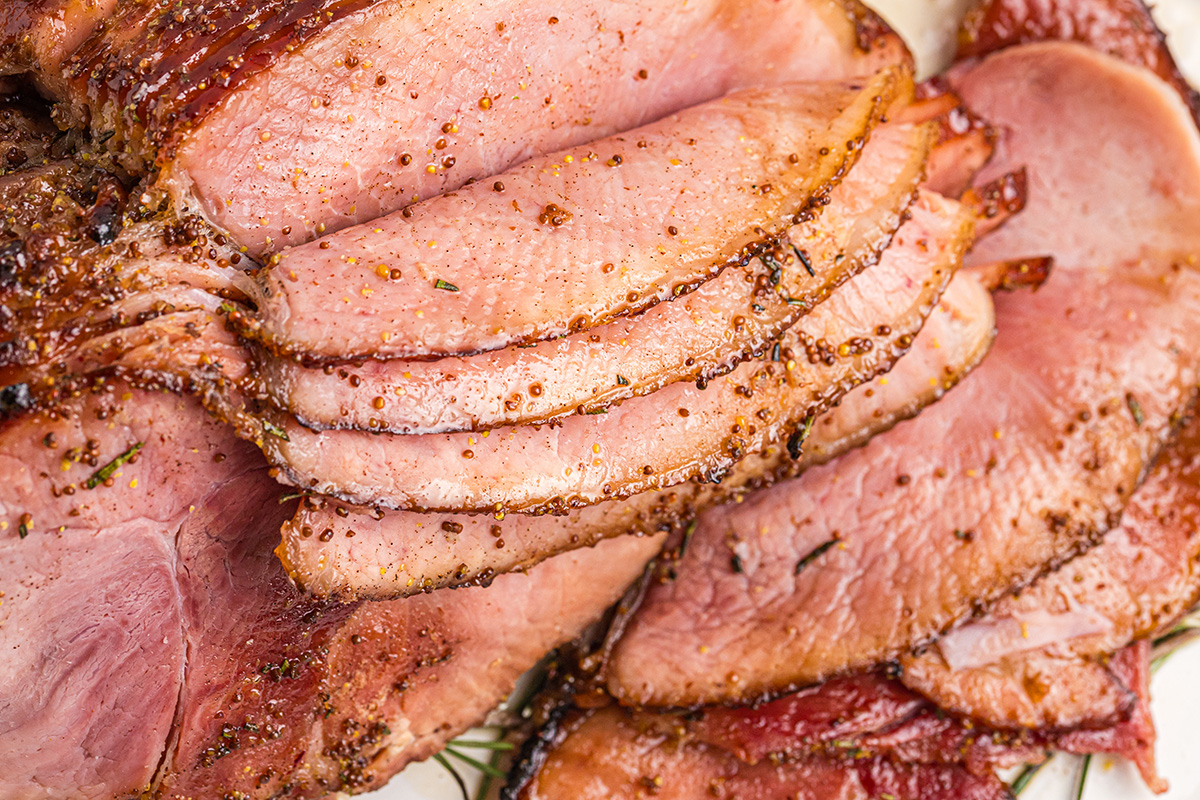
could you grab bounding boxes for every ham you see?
[246,74,904,360]
[277,266,996,598]
[900,414,1200,730]
[257,192,971,513]
[260,121,932,434]
[607,41,1200,708]
[20,0,908,254]
[0,383,660,799]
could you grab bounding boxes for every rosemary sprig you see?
[444,746,508,779]
[85,442,143,489]
[1073,755,1091,800]
[447,739,515,751]
[1009,761,1045,795]
[432,752,470,800]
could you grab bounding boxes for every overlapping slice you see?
[24,0,908,254]
[260,121,933,434]
[258,191,970,513]
[247,72,904,360]
[277,260,995,598]
[512,645,1157,800]
[606,41,1200,708]
[900,413,1200,731]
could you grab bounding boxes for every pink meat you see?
[250,74,901,359]
[607,41,1200,708]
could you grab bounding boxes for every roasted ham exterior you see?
[0,385,660,799]
[1,0,906,254]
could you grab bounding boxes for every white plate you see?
[372,2,1200,798]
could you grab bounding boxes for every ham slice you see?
[901,413,1200,730]
[24,0,908,254]
[257,192,971,513]
[607,41,1200,708]
[0,383,660,799]
[260,121,932,434]
[246,73,904,360]
[277,266,996,598]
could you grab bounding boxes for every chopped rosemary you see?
[786,414,815,460]
[730,553,745,574]
[262,420,290,441]
[85,442,143,489]
[785,297,808,308]
[616,375,629,386]
[679,519,698,557]
[771,342,782,362]
[278,491,311,504]
[18,520,29,539]
[218,301,237,315]
[1126,393,1145,427]
[792,245,815,277]
[585,407,608,415]
[434,278,460,292]
[795,537,838,576]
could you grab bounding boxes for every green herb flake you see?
[795,537,839,576]
[434,278,460,292]
[218,301,237,315]
[85,442,143,490]
[262,420,291,441]
[1126,392,1145,427]
[1008,762,1045,795]
[616,375,630,386]
[18,520,29,539]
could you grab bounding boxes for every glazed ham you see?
[257,192,971,512]
[3,0,907,255]
[0,384,660,799]
[900,413,1200,730]
[276,267,996,598]
[514,645,1157,800]
[247,74,902,360]
[260,121,932,434]
[607,40,1200,708]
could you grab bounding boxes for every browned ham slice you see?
[0,383,660,799]
[260,121,932,434]
[605,41,1200,708]
[247,73,903,360]
[277,266,996,598]
[25,0,907,254]
[513,646,1158,799]
[258,192,971,513]
[900,413,1200,730]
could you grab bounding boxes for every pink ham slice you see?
[606,41,1200,708]
[259,121,932,434]
[246,73,903,360]
[36,0,908,255]
[257,191,971,513]
[0,383,661,799]
[900,412,1200,730]
[276,265,996,598]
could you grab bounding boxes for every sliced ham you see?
[606,41,1200,708]
[260,121,932,434]
[258,191,971,513]
[958,0,1200,121]
[0,383,660,799]
[277,265,996,598]
[900,413,1200,730]
[247,73,904,360]
[35,0,908,254]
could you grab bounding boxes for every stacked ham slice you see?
[1,0,1200,799]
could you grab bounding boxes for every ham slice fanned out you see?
[248,73,904,360]
[0,385,660,799]
[276,266,996,598]
[11,0,907,254]
[260,121,933,435]
[257,192,971,513]
[514,645,1158,800]
[607,40,1200,709]
[901,413,1200,731]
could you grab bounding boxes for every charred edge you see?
[500,703,573,800]
[838,0,909,61]
[68,0,382,163]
